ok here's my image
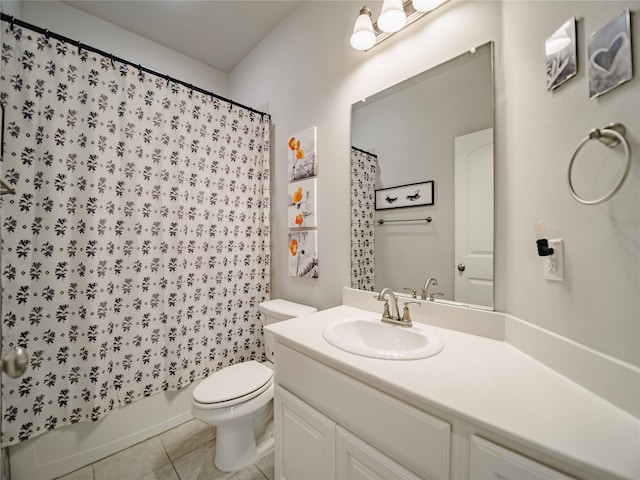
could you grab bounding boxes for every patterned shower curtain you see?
[350,147,376,291]
[0,24,270,447]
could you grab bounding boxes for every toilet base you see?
[215,420,274,472]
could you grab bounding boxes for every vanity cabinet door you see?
[469,435,575,480]
[336,426,422,480]
[276,343,451,479]
[275,386,336,480]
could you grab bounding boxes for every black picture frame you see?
[375,181,434,210]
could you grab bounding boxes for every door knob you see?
[457,263,466,272]
[2,346,29,379]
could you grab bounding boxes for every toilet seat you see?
[193,361,273,408]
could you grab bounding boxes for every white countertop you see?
[266,304,640,480]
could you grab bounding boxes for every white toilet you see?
[191,299,317,472]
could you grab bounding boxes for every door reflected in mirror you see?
[350,42,494,309]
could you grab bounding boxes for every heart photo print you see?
[588,10,632,99]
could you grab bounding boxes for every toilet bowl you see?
[191,299,317,472]
[191,360,275,472]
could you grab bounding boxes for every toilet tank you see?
[259,299,317,361]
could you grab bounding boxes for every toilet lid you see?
[193,361,273,405]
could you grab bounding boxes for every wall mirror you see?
[350,42,494,309]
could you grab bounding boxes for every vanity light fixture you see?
[378,0,407,33]
[412,0,448,12]
[350,6,377,50]
[350,0,449,51]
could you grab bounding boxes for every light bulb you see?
[378,0,406,33]
[412,0,446,12]
[350,6,376,51]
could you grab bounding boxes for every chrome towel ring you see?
[568,123,631,205]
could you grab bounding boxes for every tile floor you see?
[55,418,274,480]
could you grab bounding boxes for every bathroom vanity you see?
[265,289,639,480]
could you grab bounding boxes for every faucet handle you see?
[381,301,391,319]
[403,288,417,299]
[429,292,445,302]
[373,294,392,318]
[401,301,421,326]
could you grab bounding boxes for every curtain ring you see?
[9,16,14,31]
[568,123,631,205]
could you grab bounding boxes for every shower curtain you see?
[0,24,270,447]
[350,147,376,291]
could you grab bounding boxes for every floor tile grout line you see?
[159,431,211,465]
[154,426,204,480]
[83,432,177,480]
[254,459,267,480]
[168,461,182,480]
[156,436,179,480]
[167,441,186,480]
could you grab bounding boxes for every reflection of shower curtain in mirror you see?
[350,148,376,291]
[0,24,271,447]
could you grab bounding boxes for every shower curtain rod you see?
[0,14,271,120]
[351,146,378,157]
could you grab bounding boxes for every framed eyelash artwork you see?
[375,180,434,210]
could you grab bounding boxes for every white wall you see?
[230,1,640,367]
[10,1,228,95]
[500,1,639,367]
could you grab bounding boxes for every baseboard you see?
[9,384,196,480]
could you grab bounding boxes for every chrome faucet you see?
[421,277,438,300]
[376,288,417,327]
[376,288,400,321]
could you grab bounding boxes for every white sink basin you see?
[322,316,444,360]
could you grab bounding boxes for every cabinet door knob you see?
[457,263,466,272]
